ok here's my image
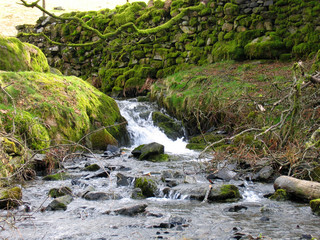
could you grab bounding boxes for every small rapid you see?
[117,99,194,155]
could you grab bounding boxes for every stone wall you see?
[17,0,320,97]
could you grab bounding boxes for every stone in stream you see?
[208,184,241,202]
[82,163,101,172]
[252,165,275,182]
[83,191,122,201]
[132,142,168,162]
[310,199,320,216]
[104,204,148,216]
[46,195,73,211]
[134,177,158,198]
[116,173,134,187]
[48,186,72,198]
[83,169,110,180]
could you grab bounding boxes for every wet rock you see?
[83,191,122,201]
[154,216,187,229]
[132,188,144,199]
[226,205,248,212]
[48,186,72,198]
[83,169,110,179]
[134,177,158,198]
[0,187,22,209]
[46,195,73,211]
[102,145,121,158]
[164,178,179,187]
[105,204,148,216]
[152,111,184,140]
[253,166,274,182]
[133,142,165,161]
[207,162,238,182]
[161,170,185,180]
[71,179,89,188]
[116,173,134,187]
[183,175,197,184]
[310,199,320,216]
[82,163,101,172]
[208,184,241,202]
[172,183,208,201]
[269,189,289,201]
[43,172,70,181]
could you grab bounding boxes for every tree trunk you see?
[274,176,320,201]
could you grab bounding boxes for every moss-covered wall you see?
[17,0,320,96]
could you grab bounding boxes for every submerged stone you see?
[46,195,73,211]
[48,187,72,198]
[134,177,158,198]
[310,199,320,216]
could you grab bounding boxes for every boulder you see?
[43,172,70,181]
[172,183,209,201]
[83,169,110,179]
[134,177,158,198]
[253,166,274,182]
[0,36,49,72]
[208,184,241,202]
[0,187,22,209]
[152,111,184,140]
[269,189,289,201]
[46,195,73,211]
[132,142,166,161]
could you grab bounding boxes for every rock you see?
[133,142,165,161]
[0,187,22,209]
[116,173,134,187]
[253,166,274,182]
[152,111,184,140]
[43,172,70,181]
[172,183,209,201]
[164,178,179,187]
[274,176,320,201]
[208,184,241,202]
[134,177,158,198]
[131,188,144,199]
[84,169,110,179]
[48,187,72,198]
[82,163,101,172]
[154,216,187,228]
[310,199,320,215]
[180,26,196,34]
[269,189,289,201]
[0,36,50,72]
[46,195,73,211]
[207,168,237,182]
[222,23,234,32]
[226,205,248,212]
[183,175,197,184]
[109,204,148,216]
[83,191,122,200]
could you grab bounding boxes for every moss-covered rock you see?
[48,186,72,198]
[269,189,289,201]
[134,177,157,198]
[152,111,184,140]
[0,36,49,72]
[46,195,73,211]
[43,172,70,181]
[0,70,128,150]
[138,142,165,161]
[0,186,22,209]
[310,198,320,216]
[208,184,241,202]
[311,50,320,72]
[82,163,101,172]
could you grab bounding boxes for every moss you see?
[224,3,239,15]
[48,187,72,198]
[83,163,101,172]
[269,189,289,201]
[42,172,70,181]
[244,35,287,59]
[220,184,241,199]
[0,36,49,72]
[0,71,127,149]
[0,187,22,209]
[310,199,320,216]
[186,143,206,150]
[134,177,157,198]
[212,41,245,61]
[88,129,118,150]
[148,153,170,162]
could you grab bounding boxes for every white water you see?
[117,99,194,155]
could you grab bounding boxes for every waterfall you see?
[117,99,194,155]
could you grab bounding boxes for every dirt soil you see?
[0,0,148,37]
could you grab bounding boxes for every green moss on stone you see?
[134,177,157,198]
[269,189,289,201]
[0,187,22,209]
[310,198,320,216]
[43,172,70,181]
[0,36,50,72]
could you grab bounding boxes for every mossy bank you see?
[18,0,320,97]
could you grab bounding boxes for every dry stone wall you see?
[17,0,320,97]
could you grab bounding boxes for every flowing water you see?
[1,99,320,240]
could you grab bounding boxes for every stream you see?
[1,99,320,240]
